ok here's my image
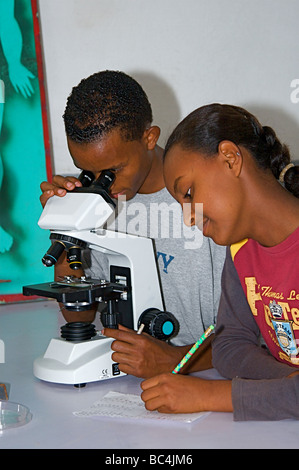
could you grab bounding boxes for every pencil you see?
[172,324,215,374]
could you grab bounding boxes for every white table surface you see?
[0,299,299,450]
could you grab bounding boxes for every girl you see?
[141,103,299,420]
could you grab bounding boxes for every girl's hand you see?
[141,373,233,414]
[141,373,206,413]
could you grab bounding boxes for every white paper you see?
[73,391,209,423]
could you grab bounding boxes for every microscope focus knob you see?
[138,308,179,341]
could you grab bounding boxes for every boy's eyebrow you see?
[173,175,183,193]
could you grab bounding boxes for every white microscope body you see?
[23,171,178,386]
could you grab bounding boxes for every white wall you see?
[38,0,299,175]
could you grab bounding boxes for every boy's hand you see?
[103,324,184,379]
[40,175,82,207]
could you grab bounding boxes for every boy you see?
[40,71,226,378]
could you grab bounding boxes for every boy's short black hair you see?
[63,70,153,143]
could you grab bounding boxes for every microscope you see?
[23,170,179,387]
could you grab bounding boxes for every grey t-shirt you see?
[83,188,226,346]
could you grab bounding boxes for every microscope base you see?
[33,335,125,386]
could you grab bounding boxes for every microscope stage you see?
[23,279,127,306]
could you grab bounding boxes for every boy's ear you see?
[218,140,242,176]
[143,126,160,150]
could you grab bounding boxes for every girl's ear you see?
[143,126,161,150]
[218,140,243,176]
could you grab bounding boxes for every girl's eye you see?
[184,188,192,199]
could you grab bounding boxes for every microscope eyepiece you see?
[77,170,95,187]
[69,169,116,208]
[92,170,115,192]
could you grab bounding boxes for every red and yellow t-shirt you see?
[231,226,299,367]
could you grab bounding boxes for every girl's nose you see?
[182,203,195,227]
